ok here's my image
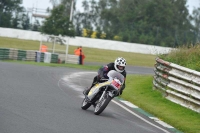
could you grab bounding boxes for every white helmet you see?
[114,57,126,72]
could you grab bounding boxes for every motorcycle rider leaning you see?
[84,57,127,96]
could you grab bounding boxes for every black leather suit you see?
[88,62,127,95]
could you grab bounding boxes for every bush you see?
[159,43,200,71]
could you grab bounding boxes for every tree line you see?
[1,0,200,47]
[0,0,41,31]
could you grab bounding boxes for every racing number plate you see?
[111,80,121,89]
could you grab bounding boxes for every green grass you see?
[0,37,40,50]
[0,37,156,67]
[1,37,200,133]
[122,75,200,133]
[159,44,200,71]
[5,60,101,70]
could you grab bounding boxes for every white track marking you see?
[120,100,139,108]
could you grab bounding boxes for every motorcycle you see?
[81,70,125,115]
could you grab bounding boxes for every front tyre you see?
[81,98,91,110]
[94,94,112,115]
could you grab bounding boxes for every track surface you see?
[0,62,173,133]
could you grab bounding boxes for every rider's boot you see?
[83,75,99,95]
[83,81,97,95]
[83,87,90,95]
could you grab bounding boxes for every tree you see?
[32,20,40,31]
[192,7,200,43]
[41,4,75,37]
[11,13,20,28]
[72,0,195,46]
[0,0,23,27]
[21,13,30,30]
[49,0,59,8]
[98,0,193,46]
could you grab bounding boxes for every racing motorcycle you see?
[81,70,124,115]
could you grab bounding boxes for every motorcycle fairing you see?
[88,81,111,100]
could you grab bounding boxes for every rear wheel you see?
[94,93,112,115]
[81,98,91,110]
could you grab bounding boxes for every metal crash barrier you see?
[153,58,200,113]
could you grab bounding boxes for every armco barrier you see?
[153,58,200,113]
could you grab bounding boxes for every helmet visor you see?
[117,65,125,70]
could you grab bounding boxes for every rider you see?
[83,57,127,96]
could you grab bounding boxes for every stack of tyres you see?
[51,54,58,63]
[9,49,18,60]
[35,51,45,62]
[0,48,10,60]
[35,51,41,62]
[17,50,26,60]
[44,52,51,63]
[26,50,35,61]
[40,52,45,62]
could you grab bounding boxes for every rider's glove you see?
[103,73,108,79]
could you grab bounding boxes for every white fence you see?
[153,58,200,113]
[0,27,173,55]
[58,54,79,64]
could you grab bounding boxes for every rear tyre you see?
[94,94,112,115]
[81,98,91,110]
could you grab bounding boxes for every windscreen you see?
[107,70,125,84]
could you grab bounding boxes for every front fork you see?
[99,86,108,102]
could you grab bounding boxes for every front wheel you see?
[94,93,112,115]
[81,97,91,110]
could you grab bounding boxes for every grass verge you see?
[122,75,200,133]
[4,60,101,70]
[159,44,200,71]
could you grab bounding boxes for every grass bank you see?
[0,37,156,67]
[159,44,200,71]
[123,74,200,133]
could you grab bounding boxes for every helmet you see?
[114,57,126,72]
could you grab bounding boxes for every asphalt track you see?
[0,61,175,133]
